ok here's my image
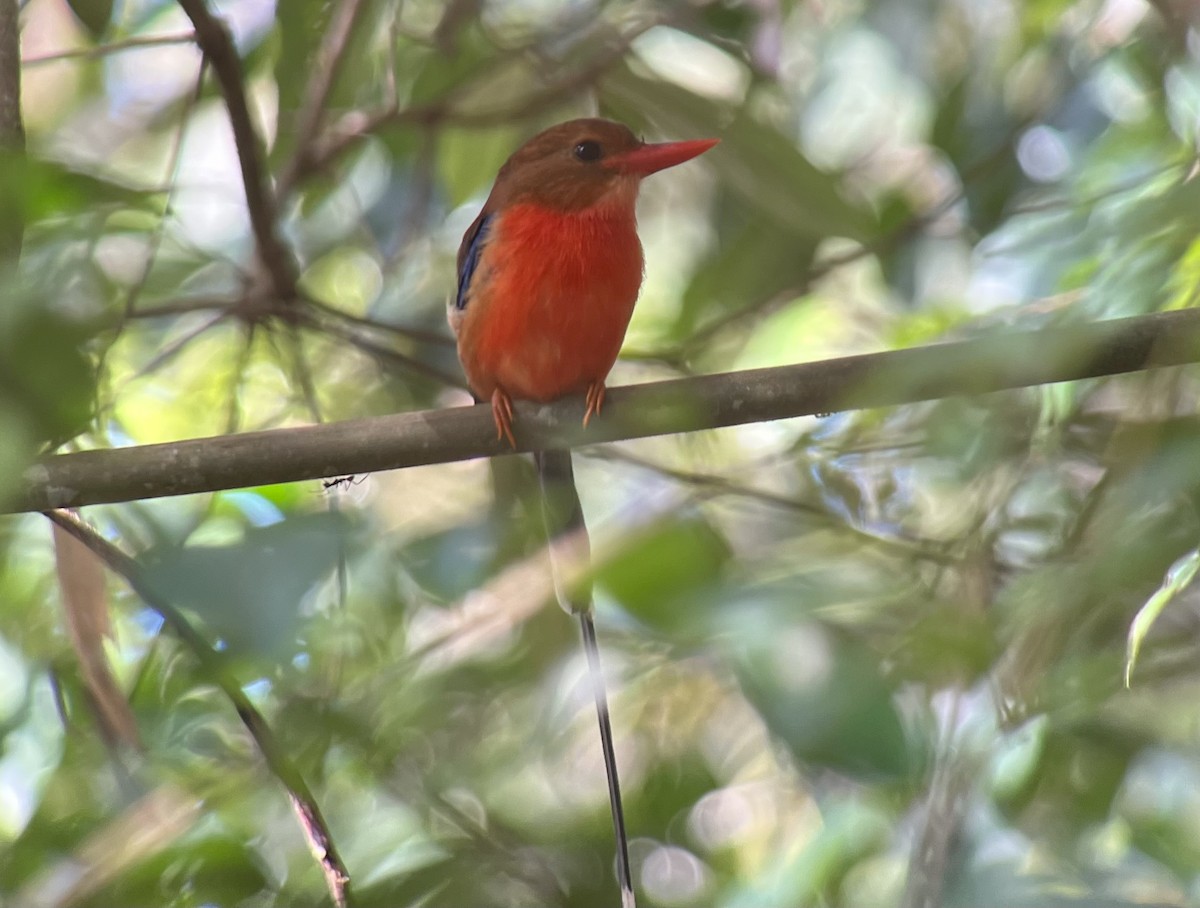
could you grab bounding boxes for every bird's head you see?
[488,118,718,213]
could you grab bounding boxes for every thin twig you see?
[286,323,325,423]
[669,113,1050,360]
[123,296,237,319]
[595,448,954,564]
[277,0,372,198]
[43,508,353,908]
[127,310,229,381]
[22,31,197,65]
[175,0,297,300]
[901,691,974,908]
[304,294,456,347]
[308,309,468,389]
[1009,158,1184,216]
[385,125,438,263]
[93,58,209,401]
[13,307,1200,513]
[225,323,257,434]
[672,191,958,358]
[299,17,664,183]
[123,59,208,319]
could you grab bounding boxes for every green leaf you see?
[594,516,731,633]
[729,801,890,908]
[0,153,159,226]
[66,0,113,38]
[437,126,522,208]
[402,519,513,602]
[94,836,269,906]
[408,30,498,106]
[989,715,1050,809]
[0,296,96,465]
[603,65,877,242]
[677,214,817,337]
[734,624,916,780]
[271,0,334,167]
[138,512,354,656]
[1125,545,1200,687]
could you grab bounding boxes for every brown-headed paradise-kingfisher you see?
[451,119,717,908]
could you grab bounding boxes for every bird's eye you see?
[573,140,602,162]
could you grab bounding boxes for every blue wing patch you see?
[456,213,493,311]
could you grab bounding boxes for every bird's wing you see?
[455,211,494,311]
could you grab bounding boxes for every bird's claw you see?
[492,388,517,448]
[583,382,606,428]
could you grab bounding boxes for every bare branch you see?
[123,296,236,319]
[0,0,23,259]
[176,0,297,299]
[0,0,22,156]
[43,508,353,908]
[901,698,975,908]
[303,295,456,348]
[308,309,467,389]
[12,309,1200,514]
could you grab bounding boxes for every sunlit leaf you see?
[989,715,1049,809]
[1125,546,1200,687]
[730,800,890,907]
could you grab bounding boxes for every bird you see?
[450,118,718,908]
[451,118,718,446]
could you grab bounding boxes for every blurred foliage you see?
[4,0,1200,907]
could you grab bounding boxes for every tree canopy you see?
[4,1,1200,907]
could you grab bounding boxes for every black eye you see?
[573,140,602,162]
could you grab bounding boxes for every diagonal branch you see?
[12,308,1200,514]
[22,31,196,65]
[276,0,371,198]
[298,16,665,184]
[43,508,352,908]
[176,0,297,300]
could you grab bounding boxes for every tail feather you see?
[534,449,635,908]
[533,449,591,611]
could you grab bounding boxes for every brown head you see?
[484,118,718,213]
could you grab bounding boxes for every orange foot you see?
[491,387,516,448]
[583,381,606,428]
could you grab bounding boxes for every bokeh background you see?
[5,0,1200,905]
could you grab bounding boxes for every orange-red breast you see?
[451,118,717,444]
